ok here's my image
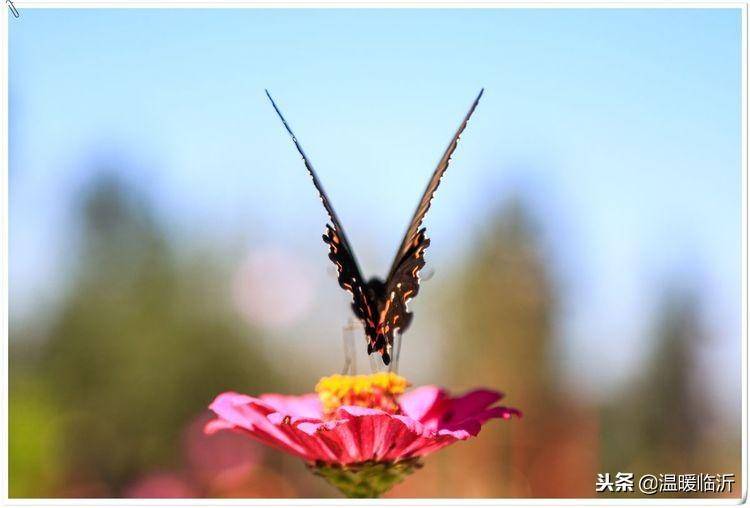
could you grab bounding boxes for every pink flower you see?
[205,373,520,497]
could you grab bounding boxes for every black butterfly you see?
[266,90,483,365]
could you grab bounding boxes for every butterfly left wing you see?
[266,90,378,336]
[373,90,484,363]
[322,224,379,339]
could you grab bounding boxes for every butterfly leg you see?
[369,349,389,373]
[388,332,403,374]
[341,318,359,375]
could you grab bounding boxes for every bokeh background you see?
[8,7,742,498]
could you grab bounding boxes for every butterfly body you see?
[268,90,483,364]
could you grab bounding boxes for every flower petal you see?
[445,389,503,423]
[260,393,323,418]
[398,385,448,421]
[207,392,313,460]
[206,385,521,467]
[203,418,234,435]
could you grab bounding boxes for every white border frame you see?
[1,2,747,506]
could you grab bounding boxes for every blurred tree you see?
[10,172,279,496]
[601,288,740,496]
[447,197,555,406]
[636,291,705,470]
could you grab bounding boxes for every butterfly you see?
[266,89,483,365]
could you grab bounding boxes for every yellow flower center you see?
[315,372,409,415]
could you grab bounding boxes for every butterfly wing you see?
[322,224,378,338]
[266,91,377,332]
[389,89,484,274]
[375,90,484,360]
[369,228,430,364]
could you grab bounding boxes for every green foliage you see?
[10,173,279,496]
[9,376,62,497]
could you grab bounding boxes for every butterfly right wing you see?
[388,89,484,272]
[373,90,484,363]
[367,228,430,365]
[266,91,377,335]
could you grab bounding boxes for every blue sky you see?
[9,8,742,410]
